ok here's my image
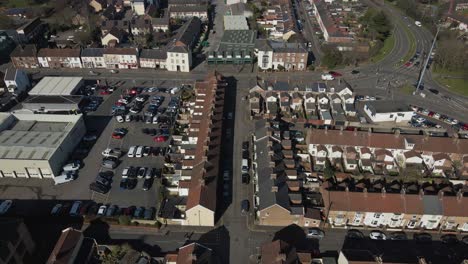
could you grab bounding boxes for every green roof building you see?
[208,30,257,65]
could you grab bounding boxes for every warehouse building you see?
[21,76,85,113]
[0,113,86,178]
[29,77,84,96]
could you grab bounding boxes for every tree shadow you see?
[273,224,319,252]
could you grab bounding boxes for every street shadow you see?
[273,224,318,252]
[196,225,230,264]
[215,76,237,224]
[13,199,88,263]
[82,218,112,244]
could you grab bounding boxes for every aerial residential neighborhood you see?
[0,0,467,263]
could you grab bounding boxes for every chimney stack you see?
[394,129,400,138]
[381,187,386,197]
[340,126,343,135]
[272,186,278,192]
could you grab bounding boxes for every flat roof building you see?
[0,112,86,178]
[223,15,249,30]
[208,30,257,64]
[29,77,83,96]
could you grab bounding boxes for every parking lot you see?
[0,78,194,212]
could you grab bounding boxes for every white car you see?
[125,115,132,122]
[433,113,441,119]
[0,200,13,215]
[122,167,131,179]
[152,115,159,124]
[63,161,80,171]
[223,171,230,180]
[97,205,107,216]
[51,204,62,215]
[135,146,144,158]
[116,115,124,123]
[321,74,334,81]
[369,231,387,240]
[110,69,119,73]
[170,87,180,94]
[227,112,233,120]
[135,95,146,102]
[117,98,129,104]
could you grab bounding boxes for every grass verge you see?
[433,77,468,96]
[370,32,396,63]
[399,22,416,65]
[399,83,415,95]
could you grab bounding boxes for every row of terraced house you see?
[251,119,468,233]
[9,17,202,73]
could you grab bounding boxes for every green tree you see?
[322,47,343,69]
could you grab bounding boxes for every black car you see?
[389,231,407,240]
[89,182,110,194]
[429,89,439,94]
[242,150,249,159]
[142,178,153,191]
[346,229,364,239]
[126,179,137,190]
[441,234,458,244]
[242,173,250,184]
[242,141,249,151]
[414,232,432,242]
[241,199,250,213]
[99,171,114,181]
[351,70,360,74]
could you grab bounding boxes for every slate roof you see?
[365,100,412,115]
[140,49,167,59]
[10,44,37,57]
[81,48,104,57]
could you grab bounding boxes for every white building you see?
[139,49,167,69]
[3,68,30,95]
[37,48,82,69]
[363,100,414,123]
[80,48,106,68]
[0,113,86,178]
[166,46,192,72]
[131,0,146,15]
[29,77,84,96]
[103,48,139,69]
[226,0,246,4]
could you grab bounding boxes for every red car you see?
[112,132,124,139]
[114,101,126,107]
[428,112,435,117]
[404,62,412,67]
[153,135,168,142]
[329,71,342,77]
[129,87,140,95]
[100,89,111,95]
[112,128,127,139]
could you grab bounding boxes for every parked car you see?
[414,232,432,242]
[441,234,458,244]
[89,182,110,194]
[137,167,147,179]
[116,115,124,123]
[321,73,334,80]
[63,161,81,171]
[241,199,250,214]
[144,207,155,220]
[306,228,325,239]
[242,173,250,184]
[69,201,82,216]
[97,205,107,216]
[143,146,151,156]
[0,200,13,215]
[112,128,128,139]
[134,207,145,218]
[51,204,62,215]
[328,71,342,77]
[223,171,230,181]
[102,148,122,158]
[142,178,153,191]
[102,157,118,169]
[369,231,387,240]
[106,205,118,217]
[389,231,407,240]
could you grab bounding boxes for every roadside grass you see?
[399,22,416,65]
[433,77,468,96]
[370,32,396,63]
[432,66,466,77]
[399,83,415,95]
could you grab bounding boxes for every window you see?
[389,114,394,118]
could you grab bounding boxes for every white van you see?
[128,146,137,158]
[242,159,249,173]
[69,201,82,216]
[321,74,334,81]
[415,21,422,27]
[135,146,144,158]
